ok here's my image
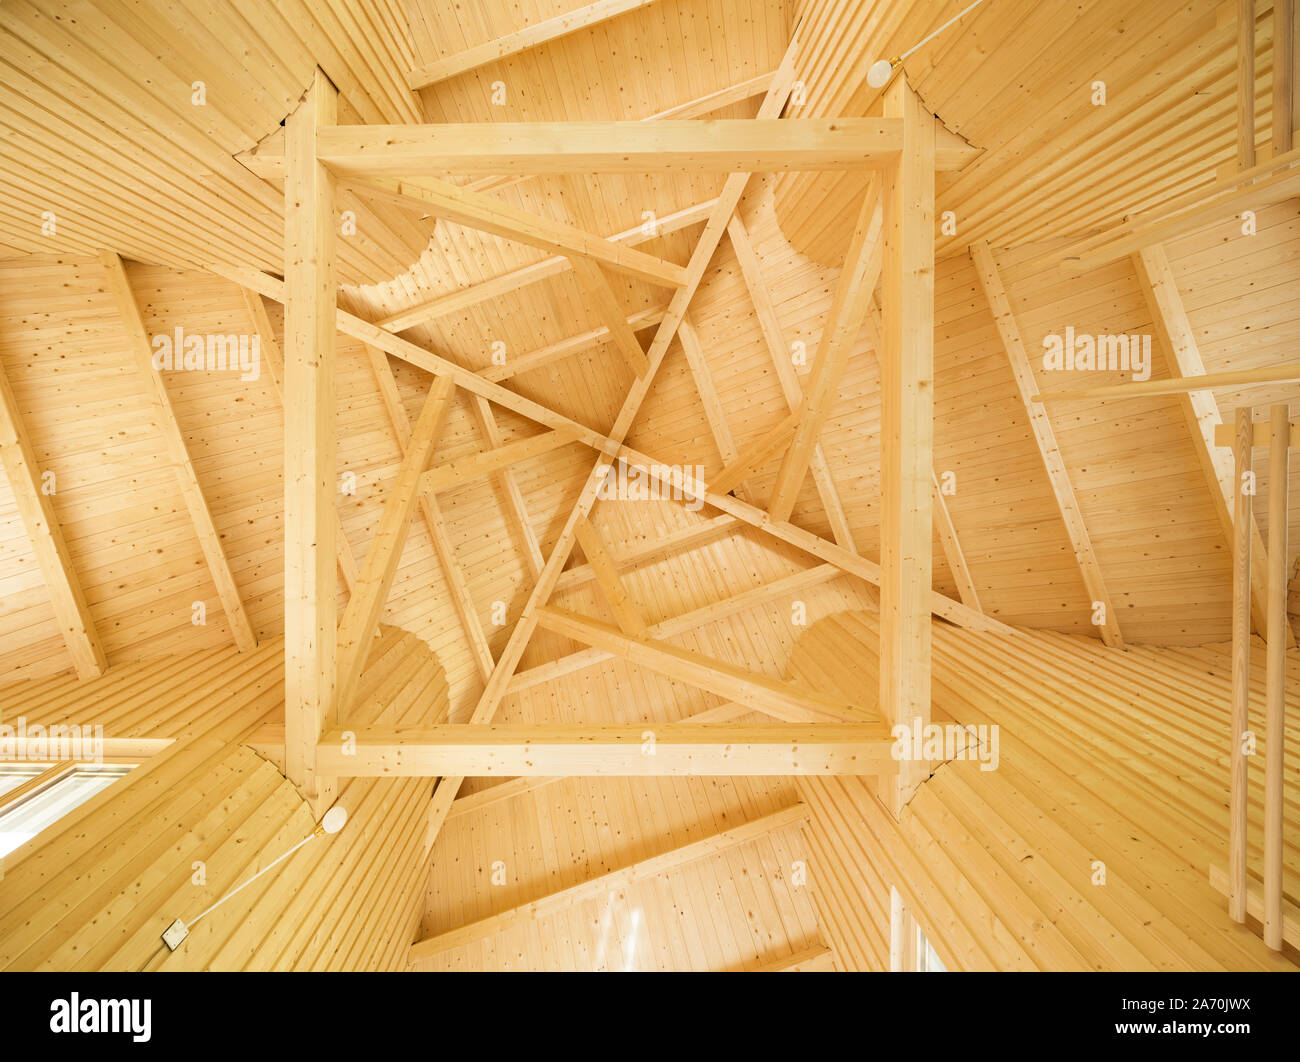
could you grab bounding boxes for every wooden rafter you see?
[405,0,663,90]
[515,563,840,693]
[378,200,715,333]
[677,315,756,504]
[712,411,800,496]
[552,514,741,595]
[536,606,873,723]
[1061,146,1300,273]
[336,376,456,715]
[567,255,651,376]
[0,355,107,678]
[1033,364,1300,403]
[99,251,257,653]
[420,428,580,495]
[283,69,339,810]
[364,346,497,683]
[409,804,810,962]
[319,727,893,777]
[466,394,545,579]
[351,176,686,289]
[574,517,648,636]
[242,288,361,594]
[970,239,1124,649]
[1133,244,1277,642]
[931,472,982,613]
[480,307,665,383]
[767,182,882,522]
[727,215,857,549]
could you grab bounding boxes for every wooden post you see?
[283,69,339,814]
[1240,0,1257,169]
[879,76,935,814]
[1264,402,1289,948]
[1229,407,1253,923]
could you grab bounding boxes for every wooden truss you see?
[264,47,997,831]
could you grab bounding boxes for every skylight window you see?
[0,764,133,859]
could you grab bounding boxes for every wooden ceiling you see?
[0,0,1296,688]
[0,0,1294,973]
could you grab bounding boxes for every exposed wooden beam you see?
[931,472,982,613]
[677,315,756,504]
[712,410,800,496]
[444,704,754,822]
[409,804,811,961]
[552,514,741,595]
[862,298,982,615]
[336,377,455,715]
[1033,364,1300,403]
[220,265,617,452]
[767,183,882,521]
[405,0,662,90]
[644,71,775,121]
[567,256,651,376]
[466,394,545,579]
[515,563,841,693]
[481,307,665,383]
[462,73,775,196]
[242,288,361,594]
[422,495,497,686]
[612,446,1016,635]
[419,428,579,495]
[283,69,340,809]
[378,199,714,333]
[536,605,874,723]
[100,251,257,653]
[727,215,857,549]
[878,77,936,813]
[320,726,892,778]
[315,119,909,177]
[0,355,107,678]
[574,517,648,636]
[364,347,496,682]
[970,239,1124,649]
[351,176,686,288]
[1061,146,1300,273]
[1133,245,1276,642]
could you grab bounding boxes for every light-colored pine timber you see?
[282,69,339,810]
[0,354,107,678]
[970,239,1124,649]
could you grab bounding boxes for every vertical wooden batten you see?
[1263,402,1289,949]
[1229,407,1253,924]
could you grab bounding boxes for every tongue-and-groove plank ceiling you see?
[0,0,1297,973]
